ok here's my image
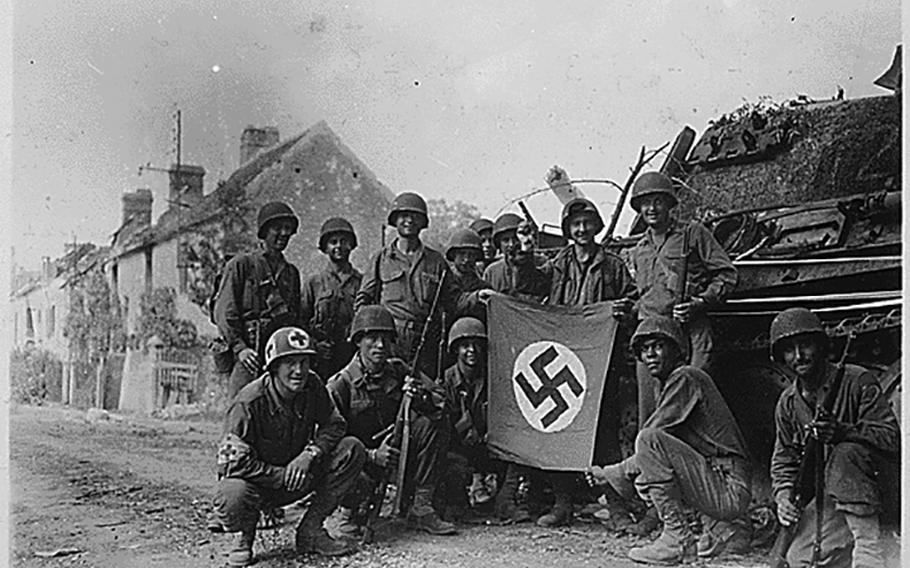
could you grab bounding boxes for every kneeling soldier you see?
[587,316,752,565]
[436,317,497,520]
[327,305,457,537]
[770,308,899,568]
[212,327,366,566]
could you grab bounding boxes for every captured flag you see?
[487,294,618,471]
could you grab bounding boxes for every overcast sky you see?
[8,0,901,269]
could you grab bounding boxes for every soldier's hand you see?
[374,434,400,470]
[477,289,498,304]
[672,297,706,324]
[775,490,800,527]
[612,298,633,320]
[810,419,848,444]
[238,348,260,375]
[284,452,314,492]
[463,426,480,446]
[316,340,332,360]
[402,376,421,397]
[546,165,568,186]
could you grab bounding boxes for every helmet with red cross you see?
[265,327,317,370]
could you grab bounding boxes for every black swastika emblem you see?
[514,345,584,429]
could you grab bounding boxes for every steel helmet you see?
[492,213,523,248]
[257,201,299,238]
[560,198,605,239]
[445,228,483,261]
[470,218,494,236]
[630,172,679,212]
[631,316,686,358]
[769,307,828,361]
[387,192,429,228]
[265,327,317,369]
[349,305,398,344]
[448,317,486,351]
[318,217,358,252]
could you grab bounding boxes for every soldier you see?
[354,192,460,380]
[327,305,457,536]
[586,316,752,565]
[482,213,550,303]
[612,171,738,424]
[444,228,490,322]
[770,308,899,568]
[469,217,496,271]
[301,217,362,381]
[214,201,303,399]
[211,327,366,566]
[435,317,496,520]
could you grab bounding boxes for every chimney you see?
[168,164,205,209]
[122,188,153,226]
[240,126,280,165]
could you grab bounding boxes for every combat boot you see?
[469,473,493,506]
[408,486,458,535]
[227,527,255,567]
[628,488,695,565]
[333,506,363,540]
[697,516,752,557]
[843,512,884,568]
[295,491,357,557]
[494,465,531,523]
[536,491,573,528]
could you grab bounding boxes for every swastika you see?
[512,341,587,433]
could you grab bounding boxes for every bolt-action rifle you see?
[360,271,447,543]
[769,331,855,568]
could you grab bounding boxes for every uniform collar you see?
[263,373,312,419]
[388,237,425,262]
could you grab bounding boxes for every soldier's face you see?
[263,219,296,253]
[479,231,495,260]
[273,354,311,396]
[569,213,598,245]
[395,212,423,238]
[325,233,353,262]
[780,334,824,382]
[359,330,393,367]
[456,339,483,369]
[451,249,478,274]
[638,194,673,230]
[639,337,677,380]
[498,230,518,256]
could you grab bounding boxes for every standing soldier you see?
[469,217,496,272]
[482,213,550,303]
[211,327,365,566]
[444,228,490,322]
[586,316,752,565]
[214,201,303,399]
[613,171,738,424]
[327,305,457,536]
[770,308,899,568]
[354,192,460,380]
[301,217,362,381]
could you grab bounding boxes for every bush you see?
[10,348,63,405]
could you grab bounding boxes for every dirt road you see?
[10,404,767,568]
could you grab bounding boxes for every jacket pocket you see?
[379,265,407,303]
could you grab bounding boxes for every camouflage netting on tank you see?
[680,95,901,221]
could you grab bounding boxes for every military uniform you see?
[212,372,364,533]
[772,362,900,568]
[449,267,489,322]
[482,253,550,303]
[354,239,460,379]
[213,250,302,398]
[630,220,737,422]
[301,262,362,381]
[327,354,449,509]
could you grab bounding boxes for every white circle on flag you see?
[512,341,586,433]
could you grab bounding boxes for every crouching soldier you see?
[211,327,366,566]
[770,308,900,568]
[586,316,752,565]
[327,305,457,537]
[436,317,497,520]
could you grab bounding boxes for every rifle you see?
[769,332,855,568]
[360,271,448,542]
[437,311,448,384]
[675,222,690,306]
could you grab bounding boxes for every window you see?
[25,307,34,338]
[144,248,153,292]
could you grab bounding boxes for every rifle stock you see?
[769,332,854,567]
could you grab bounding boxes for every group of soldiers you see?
[206,172,900,568]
